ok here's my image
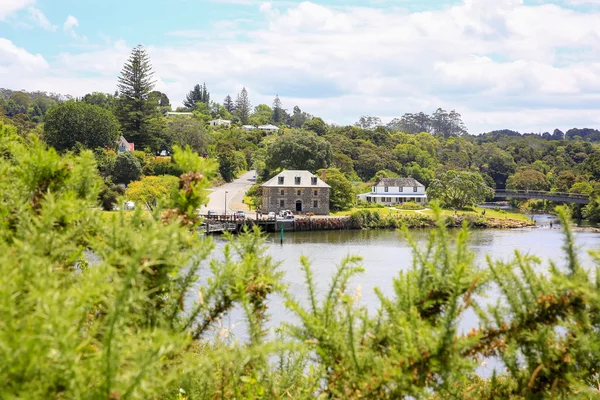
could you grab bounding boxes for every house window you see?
[280,189,285,195]
[372,186,375,193]
[313,200,318,208]
[366,197,371,202]
[399,187,403,192]
[413,187,417,192]
[295,177,301,185]
[279,200,285,207]
[311,177,317,185]
[384,187,388,192]
[278,177,284,185]
[297,190,302,196]
[313,190,318,196]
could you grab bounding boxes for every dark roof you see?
[375,178,425,187]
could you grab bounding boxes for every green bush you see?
[397,201,424,210]
[4,119,600,399]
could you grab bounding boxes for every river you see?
[208,214,600,376]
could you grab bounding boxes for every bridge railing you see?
[494,189,589,200]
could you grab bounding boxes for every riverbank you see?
[327,206,534,230]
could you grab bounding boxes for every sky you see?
[2,0,600,133]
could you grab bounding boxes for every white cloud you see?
[6,0,600,133]
[27,7,56,31]
[0,0,35,20]
[63,15,85,39]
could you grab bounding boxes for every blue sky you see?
[2,0,600,133]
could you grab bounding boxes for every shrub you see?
[113,151,142,185]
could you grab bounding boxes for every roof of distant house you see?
[261,170,331,188]
[166,111,194,117]
[375,178,425,187]
[258,124,278,130]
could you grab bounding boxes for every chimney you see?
[321,169,326,182]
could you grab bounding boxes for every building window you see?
[313,200,318,208]
[413,187,417,192]
[372,186,375,193]
[295,177,301,185]
[313,190,318,196]
[280,189,285,195]
[384,187,388,192]
[399,187,403,192]
[297,190,302,196]
[366,197,371,202]
[311,177,317,185]
[278,177,284,185]
[279,200,285,207]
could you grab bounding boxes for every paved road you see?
[199,170,256,215]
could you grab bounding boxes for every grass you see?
[331,205,532,223]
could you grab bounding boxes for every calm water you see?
[209,218,600,376]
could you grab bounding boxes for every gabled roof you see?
[375,178,425,187]
[261,170,331,188]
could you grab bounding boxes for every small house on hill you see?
[357,177,427,205]
[209,118,231,127]
[261,170,330,215]
[117,136,134,153]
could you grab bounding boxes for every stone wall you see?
[262,186,330,215]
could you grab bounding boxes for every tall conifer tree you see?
[234,87,251,125]
[116,45,157,149]
[272,95,284,124]
[184,84,202,109]
[223,95,234,113]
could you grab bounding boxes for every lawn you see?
[331,206,532,223]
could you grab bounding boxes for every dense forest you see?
[2,44,600,219]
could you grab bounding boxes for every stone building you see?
[261,170,331,215]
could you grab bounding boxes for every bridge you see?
[493,189,589,205]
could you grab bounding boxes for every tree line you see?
[2,44,600,219]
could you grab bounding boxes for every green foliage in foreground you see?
[2,122,600,399]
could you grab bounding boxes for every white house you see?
[357,177,427,204]
[257,124,279,133]
[241,124,279,133]
[209,118,231,127]
[116,136,134,153]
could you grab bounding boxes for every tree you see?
[184,83,209,110]
[217,146,246,182]
[184,84,202,109]
[249,104,272,126]
[166,117,211,155]
[355,116,382,130]
[266,131,333,172]
[234,87,251,125]
[506,169,549,191]
[431,108,468,137]
[272,95,285,124]
[81,92,115,110]
[149,90,171,111]
[318,168,355,211]
[290,105,310,128]
[126,175,179,210]
[427,170,493,209]
[116,45,158,150]
[223,95,234,113]
[43,101,120,152]
[303,117,328,136]
[113,151,143,185]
